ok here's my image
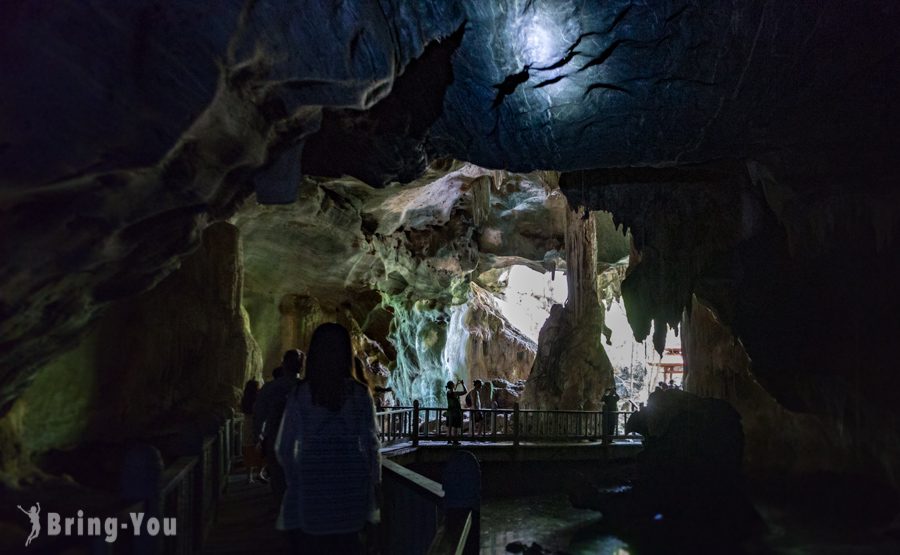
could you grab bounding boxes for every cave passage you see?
[2,0,900,553]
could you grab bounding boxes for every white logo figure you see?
[17,503,41,546]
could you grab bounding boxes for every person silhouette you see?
[276,323,381,554]
[17,503,40,546]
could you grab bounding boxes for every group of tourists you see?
[444,378,495,444]
[654,379,681,393]
[239,323,381,554]
[237,336,637,551]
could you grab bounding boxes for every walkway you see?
[202,473,288,554]
[202,438,641,554]
[201,409,643,554]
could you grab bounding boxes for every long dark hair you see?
[305,323,362,410]
[241,379,259,414]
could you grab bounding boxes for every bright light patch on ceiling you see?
[512,10,583,108]
[521,17,561,67]
[516,10,568,68]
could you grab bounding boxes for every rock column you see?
[523,209,614,409]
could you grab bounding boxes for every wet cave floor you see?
[479,491,900,555]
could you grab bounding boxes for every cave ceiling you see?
[1,0,899,415]
[234,163,566,312]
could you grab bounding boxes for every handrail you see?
[158,418,234,554]
[160,456,198,496]
[382,459,444,502]
[376,403,641,445]
[381,458,447,555]
[454,511,473,555]
[376,407,416,446]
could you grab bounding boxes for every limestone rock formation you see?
[683,295,900,491]
[464,284,536,384]
[229,164,567,405]
[0,1,465,413]
[562,161,900,489]
[1,222,260,483]
[524,210,614,409]
[491,379,527,409]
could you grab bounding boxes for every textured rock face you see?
[233,164,565,380]
[574,389,758,540]
[0,222,260,483]
[524,210,614,409]
[433,1,900,172]
[465,284,536,384]
[562,162,900,486]
[0,0,464,413]
[683,296,900,488]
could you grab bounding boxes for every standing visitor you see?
[601,387,621,438]
[446,380,467,445]
[468,380,484,434]
[276,323,381,554]
[240,379,266,483]
[255,350,303,503]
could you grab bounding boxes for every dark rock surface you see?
[572,389,759,537]
[433,1,900,171]
[0,0,464,412]
[1,222,259,482]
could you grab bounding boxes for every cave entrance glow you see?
[494,265,568,343]
[604,300,682,405]
[443,263,683,408]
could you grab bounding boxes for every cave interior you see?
[1,1,900,553]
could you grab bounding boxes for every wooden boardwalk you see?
[202,473,289,554]
[202,440,641,554]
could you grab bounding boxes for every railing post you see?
[513,402,520,447]
[602,411,611,445]
[412,400,420,447]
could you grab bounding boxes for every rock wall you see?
[465,284,536,384]
[0,223,261,483]
[0,1,465,415]
[683,296,900,488]
[562,160,900,488]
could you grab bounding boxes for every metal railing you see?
[377,402,638,446]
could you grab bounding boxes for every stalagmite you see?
[523,209,614,409]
